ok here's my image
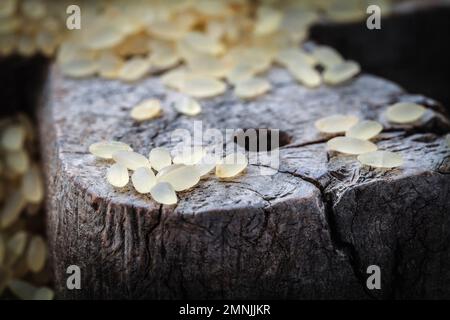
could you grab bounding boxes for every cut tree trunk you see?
[37,63,450,299]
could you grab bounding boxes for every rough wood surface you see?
[38,63,450,299]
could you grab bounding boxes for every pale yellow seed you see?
[173,147,205,165]
[254,6,283,36]
[106,163,129,188]
[194,155,217,176]
[160,67,188,90]
[173,96,202,116]
[179,74,226,98]
[346,120,383,140]
[315,115,359,134]
[357,150,403,168]
[216,153,248,178]
[131,167,156,194]
[182,32,225,56]
[8,279,36,300]
[6,149,29,175]
[312,46,344,68]
[150,182,177,205]
[226,63,256,85]
[186,54,229,78]
[131,99,162,121]
[327,136,378,155]
[234,77,271,99]
[157,165,200,192]
[323,61,361,85]
[26,235,46,273]
[1,124,25,151]
[112,151,151,171]
[287,62,321,88]
[275,48,316,67]
[149,147,172,171]
[385,102,426,124]
[117,57,151,82]
[0,0,17,18]
[89,141,132,159]
[0,191,26,229]
[60,58,98,78]
[33,287,54,300]
[147,20,186,41]
[21,164,44,204]
[97,52,123,79]
[82,24,125,50]
[7,231,27,258]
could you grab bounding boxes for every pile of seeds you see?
[90,141,248,204]
[0,115,53,300]
[315,102,429,168]
[1,1,398,103]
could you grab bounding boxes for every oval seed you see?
[312,46,344,69]
[117,57,151,82]
[216,153,248,178]
[327,136,378,155]
[0,191,26,229]
[112,151,151,171]
[173,147,205,165]
[275,48,316,67]
[178,74,226,98]
[5,149,29,175]
[7,231,28,259]
[287,62,321,88]
[173,96,202,116]
[60,58,98,78]
[8,279,36,300]
[1,125,25,151]
[234,77,271,99]
[26,235,46,273]
[157,165,200,192]
[21,164,44,204]
[254,6,283,36]
[315,115,359,134]
[149,147,172,171]
[161,67,188,90]
[106,163,129,188]
[150,182,177,205]
[194,155,217,176]
[89,141,132,159]
[131,167,156,194]
[33,287,54,300]
[186,54,229,78]
[357,151,403,168]
[385,102,426,124]
[131,99,162,121]
[182,32,225,56]
[323,61,361,85]
[346,120,383,140]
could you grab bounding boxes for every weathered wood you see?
[38,63,450,299]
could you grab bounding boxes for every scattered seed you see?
[0,191,26,229]
[216,153,248,178]
[346,120,383,140]
[315,115,359,134]
[106,163,129,188]
[5,149,29,175]
[1,125,26,151]
[112,151,151,171]
[150,182,177,205]
[194,155,217,176]
[327,136,378,155]
[131,99,162,121]
[117,57,151,82]
[26,235,46,273]
[149,147,172,171]
[7,231,28,259]
[385,102,426,124]
[178,74,226,98]
[33,287,54,300]
[234,77,271,99]
[312,45,344,68]
[173,96,202,116]
[131,167,156,194]
[89,141,132,159]
[157,165,200,191]
[21,164,44,204]
[173,147,205,165]
[323,60,361,85]
[287,62,321,88]
[357,150,403,168]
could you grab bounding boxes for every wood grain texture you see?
[38,64,450,299]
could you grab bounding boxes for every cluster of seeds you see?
[0,115,53,300]
[89,141,248,205]
[315,102,430,168]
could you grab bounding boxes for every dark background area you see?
[310,6,450,112]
